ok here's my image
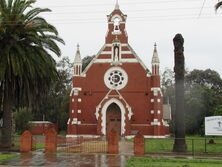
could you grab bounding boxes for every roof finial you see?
[154,42,157,52]
[152,42,160,64]
[77,43,80,50]
[74,43,82,63]
[115,0,119,10]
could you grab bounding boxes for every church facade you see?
[67,3,169,138]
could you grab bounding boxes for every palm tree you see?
[0,0,64,149]
[215,1,222,10]
[173,34,186,152]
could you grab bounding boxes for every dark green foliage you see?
[186,69,222,92]
[32,57,72,131]
[82,55,95,71]
[215,1,222,11]
[162,68,222,135]
[31,55,95,132]
[214,105,222,116]
[14,107,33,134]
[0,0,64,149]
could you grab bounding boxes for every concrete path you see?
[0,151,132,167]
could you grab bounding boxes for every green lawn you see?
[145,137,222,154]
[15,142,45,150]
[0,154,19,162]
[126,157,222,167]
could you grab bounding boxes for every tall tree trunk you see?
[173,34,187,152]
[1,80,12,150]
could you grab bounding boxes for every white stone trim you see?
[77,121,81,125]
[121,58,138,62]
[104,67,128,90]
[127,44,149,71]
[151,87,163,97]
[111,14,123,22]
[127,106,133,119]
[162,119,169,126]
[147,73,151,77]
[77,110,81,113]
[67,118,70,124]
[72,110,74,114]
[157,99,161,102]
[101,51,112,54]
[94,59,112,63]
[82,44,106,74]
[151,99,154,103]
[151,121,161,126]
[66,135,100,138]
[70,87,82,96]
[94,58,138,63]
[82,43,151,76]
[151,110,154,114]
[104,43,128,47]
[101,98,126,135]
[96,90,133,120]
[72,118,78,125]
[78,98,82,102]
[72,98,74,102]
[158,110,161,114]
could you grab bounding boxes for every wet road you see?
[0,152,132,167]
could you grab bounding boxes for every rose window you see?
[104,67,128,90]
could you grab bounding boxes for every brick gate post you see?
[134,132,145,155]
[45,128,57,152]
[108,129,119,154]
[20,130,32,152]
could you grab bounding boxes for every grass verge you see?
[144,137,222,153]
[126,157,222,167]
[0,154,19,162]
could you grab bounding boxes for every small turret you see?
[74,44,82,76]
[151,43,160,75]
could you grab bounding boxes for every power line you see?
[1,14,221,25]
[1,6,213,16]
[198,0,207,18]
[35,0,202,8]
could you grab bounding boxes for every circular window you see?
[104,67,128,90]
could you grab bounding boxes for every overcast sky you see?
[34,0,222,76]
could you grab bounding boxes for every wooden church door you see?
[106,103,121,136]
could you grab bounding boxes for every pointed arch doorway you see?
[106,103,121,136]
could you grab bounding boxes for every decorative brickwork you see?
[20,130,32,152]
[108,129,119,154]
[67,3,169,138]
[134,132,145,155]
[45,128,57,152]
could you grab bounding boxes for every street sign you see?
[205,116,222,136]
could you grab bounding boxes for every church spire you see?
[74,44,82,76]
[115,0,119,10]
[151,43,160,75]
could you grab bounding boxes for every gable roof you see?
[82,43,151,76]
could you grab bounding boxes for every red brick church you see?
[67,2,169,138]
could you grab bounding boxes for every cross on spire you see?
[77,43,80,49]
